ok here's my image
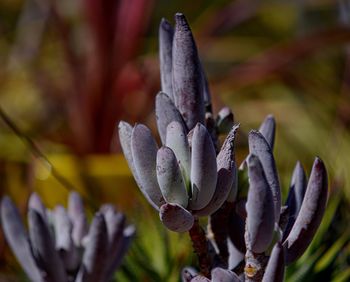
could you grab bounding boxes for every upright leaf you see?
[159,18,174,100]
[190,123,217,210]
[248,130,281,223]
[258,115,276,150]
[245,155,275,253]
[283,157,328,264]
[172,13,205,130]
[262,242,285,282]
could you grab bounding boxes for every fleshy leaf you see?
[182,267,198,282]
[245,154,275,253]
[159,18,174,100]
[194,125,239,216]
[211,267,241,282]
[68,191,88,246]
[76,213,108,282]
[159,203,194,232]
[166,121,191,184]
[156,92,187,145]
[248,130,281,223]
[262,242,285,282]
[283,161,307,240]
[172,13,205,130]
[258,115,276,150]
[156,146,189,208]
[131,124,165,209]
[0,197,42,282]
[283,157,328,264]
[53,205,79,271]
[190,123,217,210]
[28,209,67,282]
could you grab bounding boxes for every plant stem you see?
[244,249,268,282]
[189,218,211,278]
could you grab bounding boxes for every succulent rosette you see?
[0,192,134,282]
[119,13,238,233]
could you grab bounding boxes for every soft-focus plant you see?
[0,192,135,282]
[119,13,329,281]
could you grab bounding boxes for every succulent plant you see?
[0,192,135,282]
[119,12,329,281]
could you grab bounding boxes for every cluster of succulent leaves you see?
[119,13,329,281]
[0,192,134,282]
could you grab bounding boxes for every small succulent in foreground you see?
[0,192,134,282]
[119,12,329,281]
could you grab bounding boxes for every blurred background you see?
[0,0,349,281]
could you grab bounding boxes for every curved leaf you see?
[211,267,241,282]
[156,146,189,208]
[159,203,194,232]
[258,115,276,150]
[0,197,42,282]
[248,130,281,223]
[262,242,285,282]
[28,209,67,282]
[245,154,275,253]
[283,157,328,264]
[131,124,165,209]
[190,123,217,210]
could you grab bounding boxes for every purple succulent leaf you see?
[118,121,141,185]
[194,125,239,216]
[53,205,80,272]
[166,121,191,184]
[105,224,135,277]
[189,123,217,210]
[68,192,88,246]
[156,146,189,208]
[248,130,281,224]
[0,197,43,282]
[211,267,241,282]
[172,13,205,130]
[28,193,47,223]
[28,209,67,282]
[283,157,328,265]
[216,107,234,135]
[159,18,174,100]
[75,213,108,282]
[228,204,246,253]
[262,242,285,282]
[100,205,132,281]
[182,266,198,282]
[245,154,275,253]
[156,92,188,144]
[119,122,161,209]
[283,161,307,240]
[131,124,165,209]
[258,115,276,150]
[159,203,194,232]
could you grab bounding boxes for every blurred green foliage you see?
[0,0,349,281]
